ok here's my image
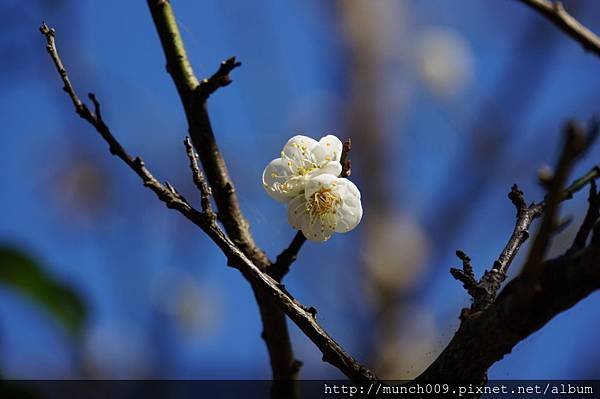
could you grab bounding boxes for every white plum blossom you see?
[262,135,343,203]
[287,174,362,242]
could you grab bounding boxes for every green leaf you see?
[0,247,87,337]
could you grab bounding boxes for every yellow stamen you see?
[307,188,340,220]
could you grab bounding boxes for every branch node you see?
[196,56,242,102]
[508,184,527,213]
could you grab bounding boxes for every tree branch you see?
[569,180,600,253]
[451,121,598,312]
[146,0,267,266]
[418,242,600,383]
[269,232,306,282]
[517,0,600,58]
[434,122,599,385]
[197,57,242,102]
[520,121,591,280]
[41,21,376,384]
[144,1,304,390]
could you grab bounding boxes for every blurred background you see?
[1,0,600,380]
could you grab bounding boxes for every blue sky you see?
[1,0,599,380]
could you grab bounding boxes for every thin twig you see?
[450,250,479,303]
[184,136,216,221]
[517,0,600,58]
[197,57,242,102]
[41,21,376,384]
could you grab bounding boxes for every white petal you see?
[305,174,338,199]
[262,158,302,203]
[301,215,335,242]
[307,161,342,180]
[312,135,343,164]
[287,195,307,230]
[335,179,363,232]
[282,135,319,162]
[336,178,361,199]
[335,202,362,233]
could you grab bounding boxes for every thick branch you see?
[418,243,600,383]
[517,0,600,58]
[41,22,375,383]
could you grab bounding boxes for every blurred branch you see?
[520,121,593,280]
[569,180,600,253]
[41,21,376,384]
[518,0,600,58]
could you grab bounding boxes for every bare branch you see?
[517,0,600,58]
[41,21,376,384]
[418,243,600,383]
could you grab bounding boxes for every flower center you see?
[307,188,340,219]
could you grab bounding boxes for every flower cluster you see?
[262,135,363,242]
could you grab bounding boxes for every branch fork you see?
[196,56,242,102]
